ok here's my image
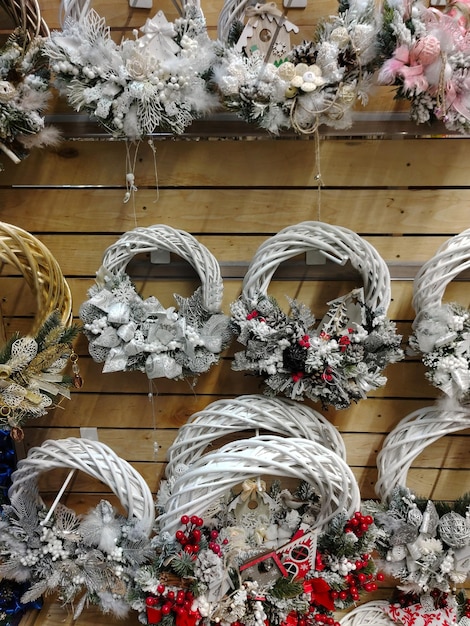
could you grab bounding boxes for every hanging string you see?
[148,380,159,461]
[123,140,140,227]
[314,127,323,221]
[147,139,160,204]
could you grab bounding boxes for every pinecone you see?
[287,40,317,65]
[283,344,307,372]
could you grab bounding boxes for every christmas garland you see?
[79,225,231,381]
[377,0,470,133]
[0,312,79,436]
[44,0,218,139]
[230,222,403,409]
[0,437,155,619]
[212,0,381,134]
[131,482,383,626]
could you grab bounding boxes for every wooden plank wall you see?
[1,0,469,623]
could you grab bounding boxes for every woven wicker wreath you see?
[340,601,395,626]
[410,229,470,401]
[0,222,77,434]
[365,403,470,596]
[0,0,58,164]
[213,0,380,135]
[165,394,347,483]
[230,221,403,408]
[375,403,470,504]
[158,434,361,537]
[0,222,72,331]
[45,0,217,139]
[0,437,154,618]
[80,224,231,381]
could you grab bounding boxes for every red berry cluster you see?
[311,612,340,626]
[331,562,385,604]
[463,596,470,619]
[146,586,200,623]
[344,511,374,538]
[175,515,223,557]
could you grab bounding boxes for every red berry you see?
[191,529,202,542]
[181,515,190,525]
[339,591,348,600]
[210,530,219,539]
[161,604,172,615]
[157,584,165,595]
[190,515,199,525]
[175,530,185,542]
[147,597,158,606]
[376,573,385,581]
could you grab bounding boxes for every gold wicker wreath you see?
[0,222,72,334]
[0,222,76,434]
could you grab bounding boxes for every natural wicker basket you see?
[0,222,73,334]
[375,403,470,503]
[339,601,395,626]
[158,435,361,536]
[242,221,391,312]
[9,437,155,533]
[412,228,470,327]
[165,394,347,482]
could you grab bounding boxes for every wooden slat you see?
[3,189,469,236]
[30,394,431,432]
[4,140,470,187]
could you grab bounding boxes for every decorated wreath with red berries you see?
[130,482,384,626]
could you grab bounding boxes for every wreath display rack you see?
[79,224,231,381]
[410,228,470,401]
[230,221,403,408]
[0,437,155,618]
[164,394,347,483]
[0,222,77,435]
[157,434,361,537]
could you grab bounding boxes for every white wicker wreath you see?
[410,229,470,401]
[79,224,231,380]
[375,403,470,504]
[158,434,361,537]
[165,394,347,483]
[340,601,395,626]
[44,0,217,139]
[230,221,403,408]
[213,0,380,135]
[0,437,154,618]
[365,403,470,597]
